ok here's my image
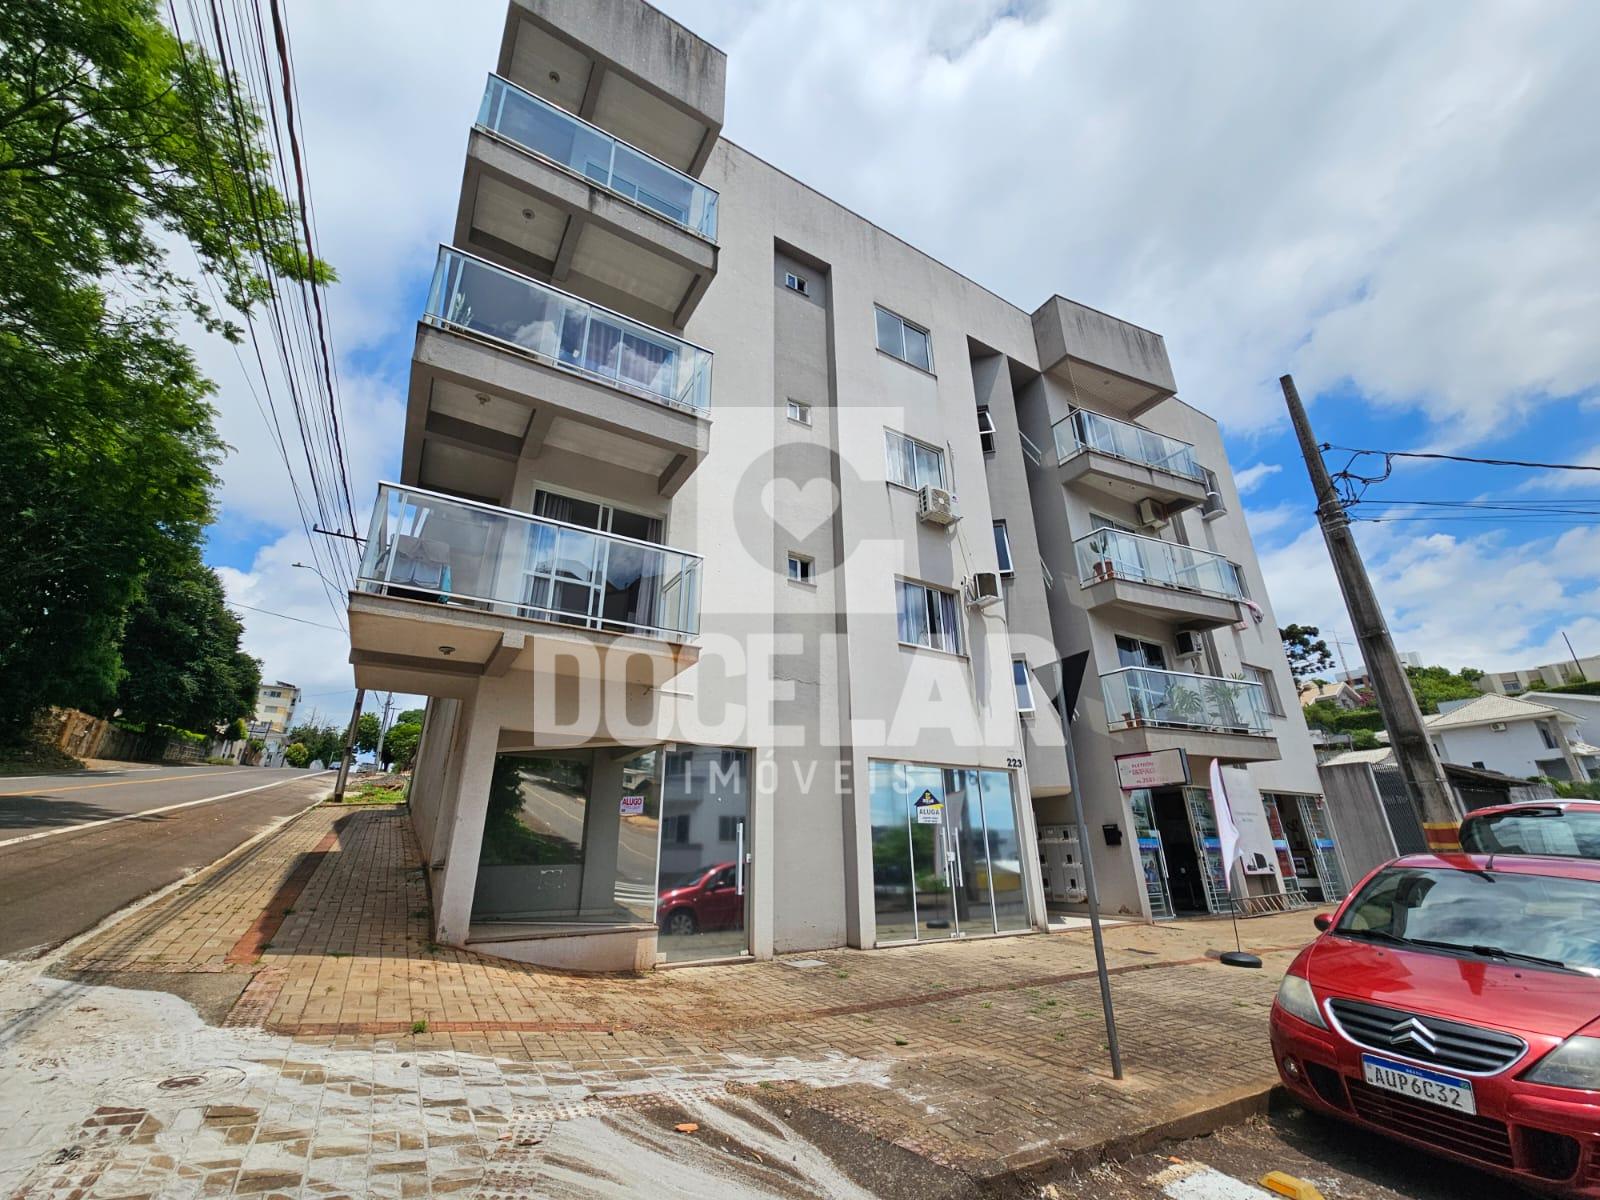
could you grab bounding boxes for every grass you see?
[410,1019,428,1034]
[327,951,351,959]
[0,739,83,775]
[893,1037,908,1047]
[345,778,409,805]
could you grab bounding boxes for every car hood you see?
[1306,935,1600,1040]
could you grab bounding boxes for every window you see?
[783,271,809,295]
[1013,658,1035,715]
[1115,635,1167,670]
[884,429,947,491]
[1244,664,1284,717]
[786,399,811,426]
[717,815,740,842]
[896,580,962,654]
[1230,561,1250,598]
[1200,467,1226,518]
[977,407,996,454]
[533,488,663,543]
[665,813,690,844]
[787,553,814,584]
[874,305,932,371]
[992,521,1014,575]
[1540,722,1561,750]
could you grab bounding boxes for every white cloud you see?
[1257,514,1600,674]
[1234,462,1283,496]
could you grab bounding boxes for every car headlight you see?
[1524,1036,1600,1090]
[1274,974,1327,1029]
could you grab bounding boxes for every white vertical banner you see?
[1209,758,1242,894]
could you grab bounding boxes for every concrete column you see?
[581,752,625,917]
[435,694,500,946]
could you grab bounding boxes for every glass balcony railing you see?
[1074,529,1244,600]
[357,483,701,640]
[1101,667,1271,735]
[478,74,718,241]
[1053,408,1202,481]
[425,247,712,413]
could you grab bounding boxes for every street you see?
[0,765,333,960]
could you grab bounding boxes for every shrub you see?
[283,742,311,768]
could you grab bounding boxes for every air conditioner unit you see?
[917,484,960,526]
[1174,629,1204,658]
[966,571,1002,609]
[1135,497,1168,529]
[1490,721,1508,732]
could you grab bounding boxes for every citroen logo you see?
[1389,1017,1439,1055]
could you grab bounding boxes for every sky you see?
[192,0,1600,728]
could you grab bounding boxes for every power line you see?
[226,600,346,631]
[1325,445,1600,473]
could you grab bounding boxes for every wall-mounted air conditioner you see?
[1490,721,1508,732]
[917,484,960,526]
[966,571,1002,609]
[1135,497,1168,529]
[1174,629,1204,658]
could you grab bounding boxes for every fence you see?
[43,708,234,765]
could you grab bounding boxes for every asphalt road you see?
[0,765,334,960]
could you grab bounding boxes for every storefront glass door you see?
[869,761,1027,944]
[655,747,751,962]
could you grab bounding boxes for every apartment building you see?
[1478,654,1600,696]
[249,680,301,766]
[347,0,1338,971]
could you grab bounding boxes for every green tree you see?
[1404,665,1485,715]
[1279,624,1336,682]
[284,721,341,766]
[354,712,382,754]
[0,0,330,742]
[283,742,310,769]
[382,722,422,771]
[396,708,425,727]
[114,548,260,732]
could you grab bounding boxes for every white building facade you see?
[347,0,1337,971]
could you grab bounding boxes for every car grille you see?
[1327,998,1525,1074]
[1347,1078,1514,1169]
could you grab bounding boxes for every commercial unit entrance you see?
[1129,787,1233,917]
[868,761,1031,944]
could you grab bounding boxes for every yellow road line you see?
[0,769,235,797]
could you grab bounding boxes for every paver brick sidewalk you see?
[37,803,1314,1192]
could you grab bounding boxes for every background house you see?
[1419,693,1591,782]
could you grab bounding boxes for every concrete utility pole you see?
[1280,375,1459,849]
[374,692,395,768]
[332,688,364,803]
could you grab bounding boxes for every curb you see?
[29,780,335,970]
[985,1080,1280,1191]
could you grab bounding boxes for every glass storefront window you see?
[656,747,751,963]
[868,760,1030,943]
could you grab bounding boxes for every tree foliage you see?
[1403,665,1484,715]
[0,0,329,741]
[354,712,381,754]
[383,722,422,771]
[284,721,341,767]
[1279,624,1336,682]
[115,548,260,731]
[282,742,310,769]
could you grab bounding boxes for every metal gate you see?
[1372,765,1427,856]
[1296,794,1349,902]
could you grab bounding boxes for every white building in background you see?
[343,0,1338,971]
[1421,694,1592,783]
[248,680,300,767]
[1479,653,1600,695]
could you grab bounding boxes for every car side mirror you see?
[1313,913,1333,932]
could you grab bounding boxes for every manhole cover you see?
[109,1065,248,1104]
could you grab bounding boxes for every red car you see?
[1461,801,1600,860]
[656,862,744,936]
[1272,852,1600,1196]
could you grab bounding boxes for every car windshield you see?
[1459,809,1600,859]
[1336,865,1600,975]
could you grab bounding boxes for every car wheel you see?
[666,909,697,937]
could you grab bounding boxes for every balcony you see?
[1031,296,1176,418]
[1101,667,1279,763]
[1074,529,1244,629]
[497,0,725,176]
[1054,409,1208,511]
[457,75,718,329]
[401,248,711,503]
[348,483,701,697]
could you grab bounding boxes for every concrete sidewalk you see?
[2,803,1314,1198]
